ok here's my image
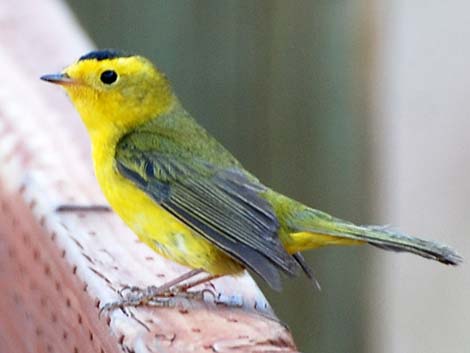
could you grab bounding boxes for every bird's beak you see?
[40,72,76,86]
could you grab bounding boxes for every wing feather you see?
[116,139,299,289]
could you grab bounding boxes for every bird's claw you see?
[117,284,157,297]
[99,287,163,317]
[99,300,129,317]
[99,284,220,316]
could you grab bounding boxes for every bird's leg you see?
[168,274,244,307]
[157,274,223,303]
[56,204,112,212]
[118,273,221,298]
[100,269,204,314]
[172,273,222,292]
[101,270,245,313]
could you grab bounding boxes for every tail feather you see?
[363,225,462,265]
[267,191,462,266]
[301,222,462,265]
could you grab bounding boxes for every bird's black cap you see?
[78,49,131,62]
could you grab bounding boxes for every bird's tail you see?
[284,208,462,266]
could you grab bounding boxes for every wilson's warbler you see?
[41,49,461,308]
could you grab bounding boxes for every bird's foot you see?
[100,269,214,315]
[99,269,245,315]
[100,283,217,315]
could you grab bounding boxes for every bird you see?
[41,49,462,309]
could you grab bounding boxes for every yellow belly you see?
[92,145,243,276]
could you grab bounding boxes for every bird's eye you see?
[100,70,118,84]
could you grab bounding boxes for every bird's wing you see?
[115,136,299,290]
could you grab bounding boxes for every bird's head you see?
[41,49,174,137]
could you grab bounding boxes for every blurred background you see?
[62,1,469,352]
